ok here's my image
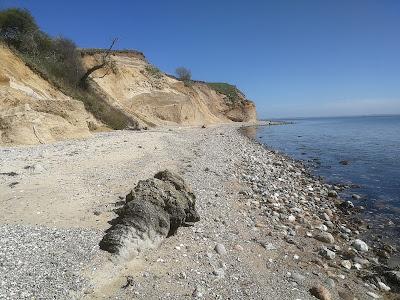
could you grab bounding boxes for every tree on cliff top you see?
[175,67,191,81]
[0,8,38,48]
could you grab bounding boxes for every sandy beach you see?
[0,123,398,299]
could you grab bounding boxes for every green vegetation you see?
[0,7,130,129]
[206,82,244,103]
[175,67,191,82]
[0,8,38,48]
[0,8,84,86]
[145,65,163,79]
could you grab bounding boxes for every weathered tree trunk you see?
[79,38,117,88]
[79,63,106,88]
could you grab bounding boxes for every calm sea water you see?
[255,115,400,224]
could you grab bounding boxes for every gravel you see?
[0,224,101,299]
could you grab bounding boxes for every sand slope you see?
[0,45,100,145]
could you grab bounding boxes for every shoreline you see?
[239,122,400,293]
[0,124,398,299]
[243,122,400,265]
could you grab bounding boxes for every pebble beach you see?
[0,123,398,299]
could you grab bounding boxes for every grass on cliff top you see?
[205,82,244,104]
[145,65,163,79]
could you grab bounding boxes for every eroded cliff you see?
[0,45,100,145]
[0,45,257,145]
[81,50,256,127]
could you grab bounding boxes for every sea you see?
[252,115,400,242]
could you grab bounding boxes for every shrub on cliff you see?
[206,82,244,104]
[145,65,163,79]
[0,8,84,86]
[0,8,130,129]
[175,67,191,82]
[0,8,38,48]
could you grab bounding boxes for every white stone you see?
[320,247,335,260]
[341,260,352,270]
[352,239,369,252]
[262,243,277,251]
[322,213,330,221]
[377,281,390,292]
[366,291,380,299]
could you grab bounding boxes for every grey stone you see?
[314,232,335,244]
[212,268,225,277]
[320,247,335,260]
[215,243,227,255]
[328,190,338,198]
[325,278,336,289]
[291,272,305,282]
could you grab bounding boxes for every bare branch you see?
[98,70,110,78]
[79,38,117,88]
[101,38,117,63]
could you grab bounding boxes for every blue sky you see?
[1,0,400,118]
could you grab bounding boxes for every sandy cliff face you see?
[0,45,100,145]
[0,45,256,145]
[81,51,256,126]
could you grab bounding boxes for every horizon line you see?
[262,113,400,121]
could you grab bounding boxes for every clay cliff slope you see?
[0,45,100,145]
[81,50,256,127]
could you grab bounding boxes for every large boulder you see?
[99,170,199,258]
